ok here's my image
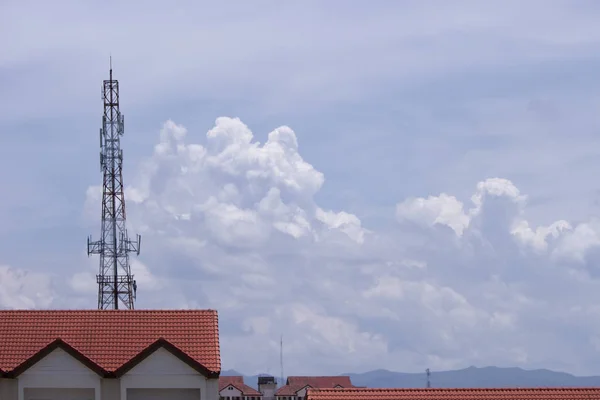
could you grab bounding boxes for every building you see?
[219,376,262,400]
[0,310,221,400]
[305,387,600,400]
[275,376,354,400]
[258,376,278,400]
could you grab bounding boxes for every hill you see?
[222,366,600,389]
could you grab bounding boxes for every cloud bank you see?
[64,118,599,375]
[4,0,600,378]
[4,116,600,375]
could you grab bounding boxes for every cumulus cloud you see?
[79,117,600,376]
[396,193,469,235]
[102,117,366,249]
[391,179,600,373]
[0,265,55,309]
[396,177,587,258]
[396,178,527,237]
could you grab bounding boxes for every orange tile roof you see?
[305,387,600,400]
[220,375,246,389]
[276,376,354,396]
[219,376,262,396]
[0,310,221,377]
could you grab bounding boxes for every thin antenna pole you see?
[426,368,431,388]
[280,335,284,387]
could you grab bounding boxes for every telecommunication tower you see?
[87,59,141,310]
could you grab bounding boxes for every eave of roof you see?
[4,337,219,379]
[222,383,262,396]
[5,338,108,378]
[113,337,219,379]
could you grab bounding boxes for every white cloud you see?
[552,220,600,262]
[396,177,600,263]
[77,117,600,376]
[396,193,469,235]
[113,117,364,249]
[0,265,55,309]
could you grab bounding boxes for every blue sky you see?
[4,0,600,376]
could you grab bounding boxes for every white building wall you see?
[17,348,101,400]
[120,347,217,400]
[259,382,277,400]
[101,378,121,400]
[24,387,95,400]
[296,386,311,397]
[206,378,218,398]
[0,378,18,400]
[4,346,218,400]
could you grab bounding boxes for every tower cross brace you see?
[87,62,141,310]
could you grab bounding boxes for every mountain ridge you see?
[221,366,600,389]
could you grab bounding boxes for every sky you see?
[3,0,600,377]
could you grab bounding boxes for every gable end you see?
[114,337,219,379]
[298,384,314,393]
[6,338,107,378]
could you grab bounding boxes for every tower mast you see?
[88,58,141,310]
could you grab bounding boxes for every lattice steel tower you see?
[87,59,141,310]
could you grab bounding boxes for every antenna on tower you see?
[280,335,284,388]
[87,59,141,310]
[426,368,431,388]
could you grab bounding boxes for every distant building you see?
[305,387,600,400]
[275,376,354,400]
[258,376,278,400]
[219,376,262,400]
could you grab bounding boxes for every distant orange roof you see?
[276,376,354,396]
[220,375,246,389]
[0,310,221,378]
[219,376,262,396]
[305,387,600,400]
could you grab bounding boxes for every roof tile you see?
[306,388,600,400]
[276,376,354,396]
[219,376,262,396]
[0,310,221,374]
